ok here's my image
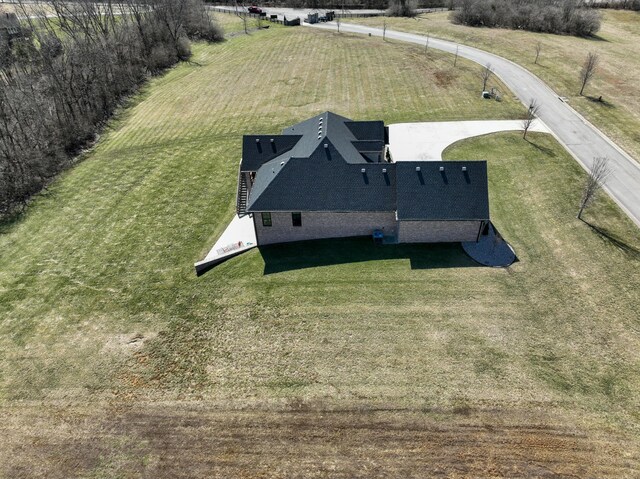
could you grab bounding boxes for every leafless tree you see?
[425,34,429,53]
[0,0,222,216]
[579,51,599,96]
[522,98,540,140]
[577,156,611,220]
[382,18,387,41]
[336,15,341,33]
[480,62,492,91]
[534,41,541,64]
[453,44,458,66]
[387,0,417,17]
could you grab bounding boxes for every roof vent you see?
[270,138,274,143]
[439,166,445,172]
[382,168,387,173]
[319,118,323,123]
[317,135,322,139]
[462,166,467,171]
[415,166,421,172]
[280,161,285,166]
[324,143,328,149]
[256,138,260,143]
[361,168,366,173]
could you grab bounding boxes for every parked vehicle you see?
[248,5,262,14]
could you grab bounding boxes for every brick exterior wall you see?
[253,211,397,246]
[398,220,483,243]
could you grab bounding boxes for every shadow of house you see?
[259,237,481,275]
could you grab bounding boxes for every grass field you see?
[212,12,267,35]
[351,10,640,164]
[1,25,640,477]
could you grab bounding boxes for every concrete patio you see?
[194,214,257,275]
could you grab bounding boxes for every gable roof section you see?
[240,135,302,171]
[280,111,386,165]
[345,120,385,141]
[396,161,490,220]
[247,140,396,212]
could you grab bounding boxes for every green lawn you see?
[351,10,640,164]
[1,25,639,477]
[212,11,270,35]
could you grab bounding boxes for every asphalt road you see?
[308,22,640,228]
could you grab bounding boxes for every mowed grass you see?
[352,10,640,163]
[0,25,523,401]
[212,12,262,35]
[1,26,640,476]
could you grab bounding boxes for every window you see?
[292,212,302,227]
[261,212,272,227]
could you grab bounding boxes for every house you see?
[237,112,490,247]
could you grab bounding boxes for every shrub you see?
[388,0,419,17]
[451,0,602,36]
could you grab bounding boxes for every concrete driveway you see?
[307,22,640,228]
[389,119,549,161]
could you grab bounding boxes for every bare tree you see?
[480,63,492,91]
[579,52,599,96]
[336,15,340,33]
[534,41,541,64]
[387,0,417,17]
[382,18,387,41]
[241,12,248,34]
[522,98,540,140]
[577,156,611,220]
[425,34,429,53]
[453,45,458,66]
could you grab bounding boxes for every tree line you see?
[0,0,222,217]
[451,0,602,36]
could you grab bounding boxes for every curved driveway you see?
[308,22,640,227]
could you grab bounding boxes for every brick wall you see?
[398,220,482,243]
[254,211,397,246]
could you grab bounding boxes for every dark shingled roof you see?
[240,135,302,171]
[345,121,385,141]
[247,140,396,212]
[243,112,490,220]
[396,161,490,220]
[352,140,385,152]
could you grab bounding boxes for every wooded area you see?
[0,0,222,216]
[451,0,602,36]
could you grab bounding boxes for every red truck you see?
[247,5,263,13]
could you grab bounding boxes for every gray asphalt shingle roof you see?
[396,161,490,220]
[243,112,490,221]
[241,135,302,172]
[247,140,396,212]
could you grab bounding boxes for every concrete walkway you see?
[194,214,257,275]
[306,21,640,228]
[389,119,549,161]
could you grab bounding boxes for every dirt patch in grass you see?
[1,402,636,478]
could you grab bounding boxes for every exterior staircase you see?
[236,173,249,217]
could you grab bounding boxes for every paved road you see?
[308,22,640,228]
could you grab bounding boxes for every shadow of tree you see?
[259,237,480,275]
[525,139,557,157]
[585,95,615,108]
[582,219,640,259]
